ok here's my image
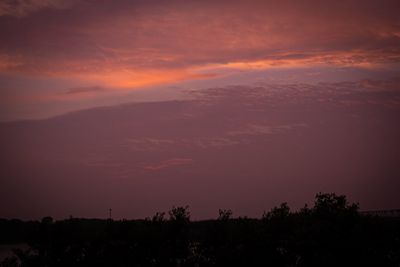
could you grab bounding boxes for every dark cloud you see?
[0,0,79,17]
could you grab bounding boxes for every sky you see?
[0,0,400,219]
[1,0,400,120]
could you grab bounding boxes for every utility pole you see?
[109,208,112,220]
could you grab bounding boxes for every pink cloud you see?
[143,158,193,171]
[0,0,399,89]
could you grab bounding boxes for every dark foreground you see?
[1,193,399,267]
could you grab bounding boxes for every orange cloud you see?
[82,69,220,89]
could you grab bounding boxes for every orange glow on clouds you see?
[0,0,399,118]
[83,69,221,89]
[58,50,400,89]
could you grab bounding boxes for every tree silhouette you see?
[168,206,190,223]
[263,202,290,220]
[217,209,233,221]
[0,193,399,267]
[313,192,359,218]
[151,212,166,222]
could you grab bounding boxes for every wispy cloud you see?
[63,86,106,95]
[143,158,193,171]
[227,123,307,137]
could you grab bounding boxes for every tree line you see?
[0,193,399,267]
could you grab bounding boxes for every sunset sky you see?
[1,0,400,219]
[1,0,399,120]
